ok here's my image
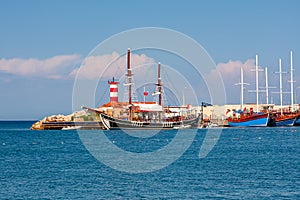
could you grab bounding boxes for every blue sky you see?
[1,0,300,120]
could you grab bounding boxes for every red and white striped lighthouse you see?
[108,77,119,102]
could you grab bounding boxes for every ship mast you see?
[249,54,265,112]
[156,62,163,121]
[249,55,264,112]
[158,62,162,106]
[127,48,132,104]
[255,55,259,112]
[265,67,269,104]
[127,48,132,120]
[262,67,275,105]
[240,68,244,109]
[235,67,249,110]
[289,50,294,111]
[275,58,287,115]
[279,59,283,115]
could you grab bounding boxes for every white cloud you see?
[71,52,156,80]
[216,59,256,83]
[204,59,257,104]
[214,59,258,95]
[0,52,156,81]
[0,54,82,79]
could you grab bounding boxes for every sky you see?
[1,0,300,120]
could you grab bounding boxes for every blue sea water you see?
[0,121,299,199]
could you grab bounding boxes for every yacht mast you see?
[279,59,283,114]
[127,48,132,120]
[235,67,249,110]
[249,54,264,112]
[263,67,275,105]
[275,58,287,115]
[290,50,294,111]
[255,55,259,112]
[265,67,269,104]
[127,48,132,105]
[253,55,264,112]
[241,68,244,109]
[279,59,282,114]
[158,62,162,106]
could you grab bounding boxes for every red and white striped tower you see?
[108,77,119,102]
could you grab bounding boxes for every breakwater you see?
[30,111,103,130]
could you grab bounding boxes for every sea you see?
[0,121,299,199]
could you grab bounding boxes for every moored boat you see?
[84,48,200,130]
[270,54,299,127]
[226,64,269,127]
[274,116,296,126]
[226,110,269,127]
[270,110,299,126]
[100,111,200,130]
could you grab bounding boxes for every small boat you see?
[61,126,82,130]
[207,123,218,128]
[173,124,192,129]
[199,119,218,128]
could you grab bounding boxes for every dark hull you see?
[294,118,300,126]
[271,112,299,126]
[99,113,200,130]
[275,117,296,126]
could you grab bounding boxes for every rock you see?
[30,121,44,130]
[30,113,75,130]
